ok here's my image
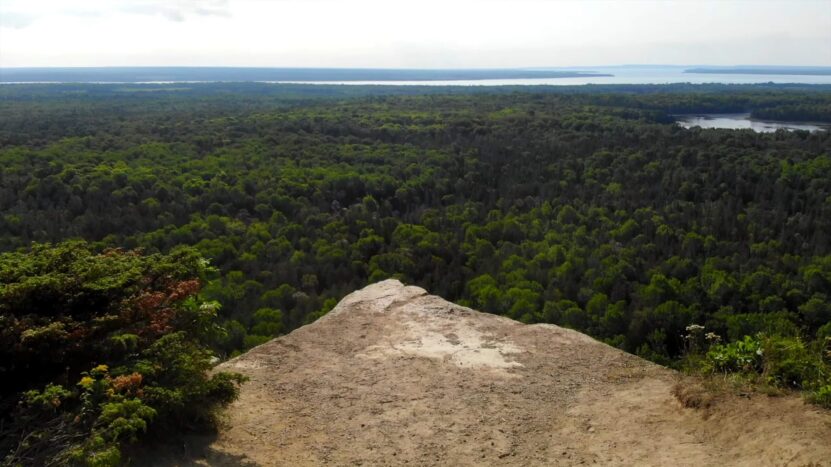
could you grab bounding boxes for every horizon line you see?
[3,64,831,70]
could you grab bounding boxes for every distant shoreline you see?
[0,67,613,83]
[686,67,831,76]
[4,66,831,86]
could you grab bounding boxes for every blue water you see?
[3,66,831,85]
[676,113,829,132]
[272,66,831,86]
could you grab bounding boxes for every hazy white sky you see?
[1,0,829,68]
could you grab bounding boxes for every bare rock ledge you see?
[159,280,831,466]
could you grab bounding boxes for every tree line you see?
[1,83,829,412]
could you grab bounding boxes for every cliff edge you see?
[169,280,830,466]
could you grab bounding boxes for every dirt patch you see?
[672,380,716,409]
[153,280,831,466]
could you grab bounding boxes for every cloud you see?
[0,0,230,29]
[119,0,230,22]
[2,0,829,67]
[0,11,36,29]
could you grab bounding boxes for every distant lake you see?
[675,113,829,132]
[4,66,831,85]
[273,67,831,86]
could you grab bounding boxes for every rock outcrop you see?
[166,280,831,466]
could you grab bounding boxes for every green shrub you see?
[716,311,800,342]
[702,333,831,408]
[705,335,763,373]
[809,385,831,408]
[0,242,246,466]
[761,336,825,389]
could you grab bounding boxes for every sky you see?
[0,0,830,68]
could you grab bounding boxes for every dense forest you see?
[1,83,830,461]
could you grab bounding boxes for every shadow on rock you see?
[126,433,260,467]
